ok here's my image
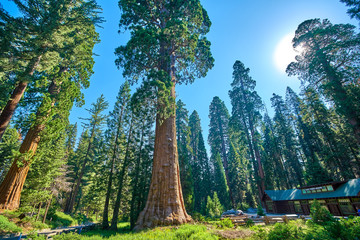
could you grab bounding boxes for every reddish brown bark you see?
[0,55,42,141]
[134,84,192,230]
[0,160,30,210]
[0,81,28,140]
[0,72,63,210]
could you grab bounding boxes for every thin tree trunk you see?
[101,153,116,229]
[65,124,96,214]
[0,68,65,210]
[36,203,42,221]
[130,122,145,229]
[110,118,134,230]
[0,55,42,141]
[102,105,126,229]
[43,196,53,223]
[218,118,235,208]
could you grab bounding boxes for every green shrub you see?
[309,200,334,225]
[31,221,50,230]
[267,222,304,240]
[0,215,22,234]
[245,218,255,227]
[73,213,87,225]
[53,232,82,240]
[257,205,265,216]
[324,217,360,240]
[218,218,234,229]
[26,231,46,240]
[206,192,223,218]
[303,224,330,240]
[192,212,206,222]
[50,211,76,227]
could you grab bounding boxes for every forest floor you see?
[78,222,257,240]
[2,211,360,239]
[55,216,360,240]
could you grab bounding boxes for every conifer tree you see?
[302,87,357,179]
[102,82,131,229]
[227,141,248,208]
[0,0,102,140]
[261,112,290,190]
[340,0,360,22]
[208,96,234,207]
[188,111,213,213]
[287,18,360,144]
[65,95,108,213]
[0,127,20,182]
[286,87,331,184]
[271,94,304,187]
[212,153,230,209]
[176,100,194,213]
[110,114,136,230]
[129,98,155,229]
[229,60,265,202]
[115,0,214,229]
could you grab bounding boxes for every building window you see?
[318,199,329,211]
[301,185,334,194]
[294,201,302,213]
[266,201,273,211]
[327,199,337,204]
[338,199,355,215]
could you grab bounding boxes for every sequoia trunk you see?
[0,71,64,210]
[0,55,42,141]
[134,84,191,230]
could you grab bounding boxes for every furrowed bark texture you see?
[0,72,62,210]
[134,84,191,230]
[0,55,42,141]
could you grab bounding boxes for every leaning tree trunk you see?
[0,70,64,210]
[102,104,126,229]
[110,118,134,230]
[0,119,49,210]
[0,55,42,141]
[134,83,191,230]
[43,195,53,223]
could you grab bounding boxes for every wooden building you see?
[263,178,360,216]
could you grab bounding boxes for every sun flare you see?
[274,33,297,73]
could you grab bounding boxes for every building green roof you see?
[265,179,360,201]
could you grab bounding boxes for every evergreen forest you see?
[0,0,360,239]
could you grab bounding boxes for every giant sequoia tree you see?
[287,18,360,144]
[0,5,100,210]
[0,0,101,141]
[114,0,214,229]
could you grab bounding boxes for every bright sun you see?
[274,33,297,73]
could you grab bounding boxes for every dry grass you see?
[215,228,254,239]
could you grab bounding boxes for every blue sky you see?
[1,0,358,151]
